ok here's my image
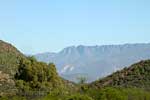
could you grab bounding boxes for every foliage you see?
[90,60,150,89]
[77,76,87,84]
[1,87,150,100]
[15,56,63,92]
[0,40,24,96]
[66,94,93,100]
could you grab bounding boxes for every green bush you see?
[15,57,62,91]
[67,94,93,100]
[98,87,127,100]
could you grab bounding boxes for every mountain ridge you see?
[34,43,150,82]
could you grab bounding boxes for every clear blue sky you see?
[0,0,150,54]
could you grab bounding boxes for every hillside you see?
[90,60,150,89]
[0,40,24,75]
[0,40,25,96]
[34,44,150,82]
[0,40,75,97]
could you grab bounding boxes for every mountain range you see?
[0,40,150,100]
[34,43,150,82]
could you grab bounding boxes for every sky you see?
[0,0,150,54]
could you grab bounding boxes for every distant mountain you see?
[34,52,56,63]
[34,43,150,82]
[90,60,150,89]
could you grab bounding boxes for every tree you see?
[77,76,87,84]
[15,57,63,91]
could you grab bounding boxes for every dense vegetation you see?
[90,60,150,89]
[15,57,62,91]
[1,87,150,100]
[0,40,24,96]
[0,40,150,100]
[14,56,76,99]
[0,40,75,98]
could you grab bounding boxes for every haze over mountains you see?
[34,43,150,82]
